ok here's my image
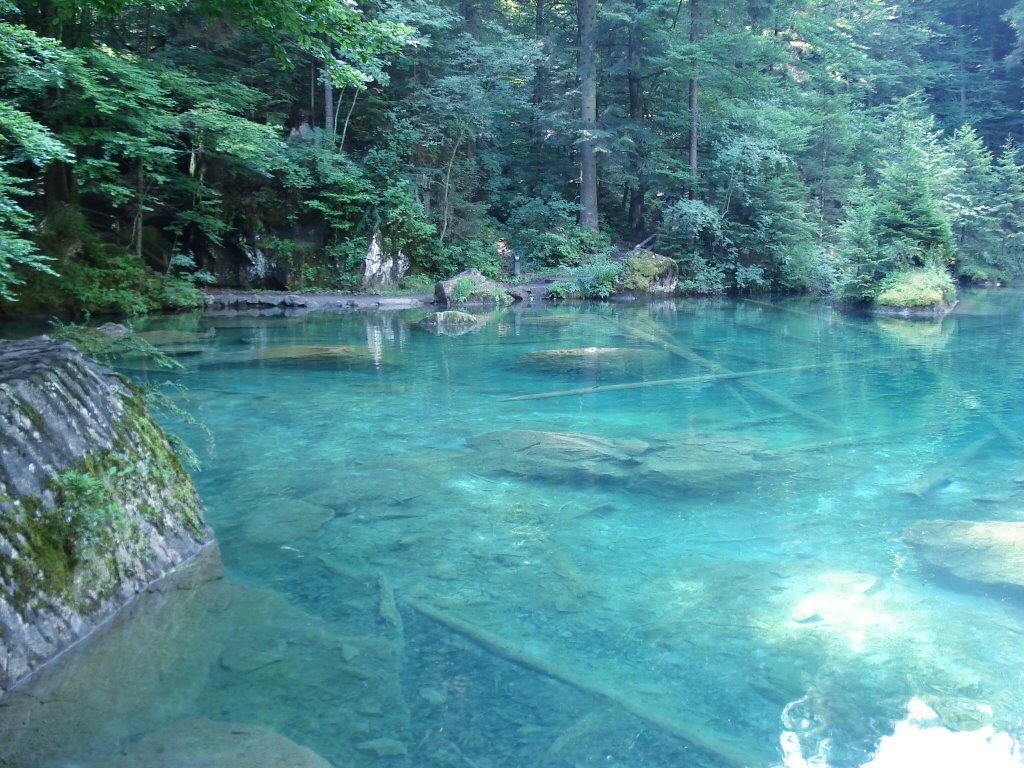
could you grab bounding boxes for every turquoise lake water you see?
[3,292,1024,767]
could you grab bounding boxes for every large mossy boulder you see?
[466,429,762,493]
[0,337,211,695]
[435,269,510,306]
[903,519,1024,590]
[617,251,679,295]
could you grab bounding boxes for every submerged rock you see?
[466,429,760,493]
[903,519,1024,590]
[517,347,669,377]
[0,337,211,696]
[86,717,332,768]
[418,310,481,335]
[466,429,645,484]
[253,344,378,366]
[636,434,762,491]
[134,329,208,347]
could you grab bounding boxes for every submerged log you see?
[758,426,920,458]
[902,432,1000,497]
[740,298,822,320]
[405,598,764,767]
[619,320,836,431]
[981,411,1024,452]
[504,358,874,402]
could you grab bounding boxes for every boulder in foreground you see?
[0,337,211,695]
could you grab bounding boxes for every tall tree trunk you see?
[956,5,967,125]
[532,0,546,106]
[310,61,316,119]
[322,65,335,133]
[133,161,145,260]
[688,0,699,201]
[627,12,645,234]
[439,128,466,245]
[43,162,74,213]
[578,0,599,231]
[339,89,360,152]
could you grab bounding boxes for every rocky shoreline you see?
[204,272,567,314]
[205,269,973,319]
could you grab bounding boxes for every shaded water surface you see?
[4,292,1024,767]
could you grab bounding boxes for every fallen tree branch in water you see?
[316,555,764,766]
[618,320,837,431]
[758,426,921,458]
[740,298,824,320]
[504,358,874,402]
[405,597,765,768]
[902,432,1000,497]
[981,411,1024,452]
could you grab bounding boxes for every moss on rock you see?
[0,337,211,694]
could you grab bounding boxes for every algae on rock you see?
[0,336,212,695]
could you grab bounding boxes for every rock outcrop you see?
[903,519,1024,590]
[0,337,212,695]
[362,231,410,290]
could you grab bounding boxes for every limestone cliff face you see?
[0,336,212,695]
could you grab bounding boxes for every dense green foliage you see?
[2,0,1024,313]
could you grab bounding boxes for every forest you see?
[3,0,1024,314]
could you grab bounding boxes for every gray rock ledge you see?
[0,336,212,695]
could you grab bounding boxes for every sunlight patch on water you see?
[782,698,1023,768]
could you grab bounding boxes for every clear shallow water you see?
[4,292,1024,767]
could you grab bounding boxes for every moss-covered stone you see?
[617,251,679,295]
[0,337,211,695]
[434,269,512,306]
